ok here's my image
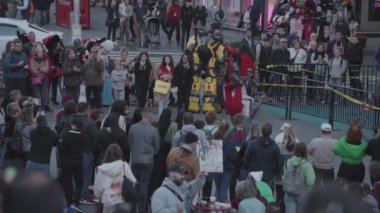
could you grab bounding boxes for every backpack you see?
[205,126,217,141]
[282,160,306,195]
[10,123,28,153]
[177,130,187,147]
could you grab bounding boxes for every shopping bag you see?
[79,84,87,103]
[49,146,58,179]
[153,80,171,95]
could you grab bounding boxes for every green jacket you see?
[333,137,367,165]
[285,156,316,187]
[256,181,275,203]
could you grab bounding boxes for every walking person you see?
[128,108,160,212]
[17,0,31,21]
[119,0,133,46]
[283,142,316,213]
[167,0,181,47]
[133,0,150,48]
[29,42,50,114]
[105,0,120,44]
[155,55,174,117]
[62,49,84,103]
[133,52,153,108]
[59,118,87,212]
[84,46,105,109]
[181,0,193,50]
[26,115,58,173]
[308,123,337,186]
[94,144,136,213]
[193,0,207,36]
[333,125,367,183]
[111,60,127,101]
[172,53,194,110]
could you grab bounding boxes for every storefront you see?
[356,0,380,33]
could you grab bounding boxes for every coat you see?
[62,58,83,87]
[105,6,120,26]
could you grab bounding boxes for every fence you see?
[252,63,380,130]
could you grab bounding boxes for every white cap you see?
[321,123,332,131]
[280,123,291,131]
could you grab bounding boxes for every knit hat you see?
[184,132,198,144]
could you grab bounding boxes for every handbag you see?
[153,80,171,95]
[121,164,139,202]
[31,75,42,85]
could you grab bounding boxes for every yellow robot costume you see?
[187,30,226,113]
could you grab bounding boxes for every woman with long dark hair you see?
[105,0,120,43]
[164,108,185,144]
[172,53,194,110]
[155,55,174,117]
[133,52,153,108]
[333,125,367,182]
[94,144,136,213]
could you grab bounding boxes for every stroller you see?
[145,16,161,49]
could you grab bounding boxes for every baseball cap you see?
[321,123,332,131]
[168,164,185,174]
[280,123,291,131]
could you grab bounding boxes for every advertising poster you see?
[197,140,223,173]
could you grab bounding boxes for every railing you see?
[253,63,380,130]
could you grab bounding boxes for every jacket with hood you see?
[223,127,247,173]
[308,135,337,170]
[94,128,129,165]
[166,146,200,180]
[29,126,59,164]
[243,137,281,183]
[172,124,206,148]
[151,175,206,213]
[94,160,136,206]
[284,156,316,187]
[333,137,367,165]
[59,129,88,163]
[65,114,99,151]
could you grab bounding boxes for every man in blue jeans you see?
[128,108,160,212]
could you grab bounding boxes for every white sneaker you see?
[70,204,83,212]
[113,41,118,46]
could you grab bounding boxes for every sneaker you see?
[113,41,118,46]
[70,204,83,212]
[79,198,95,205]
[44,105,52,112]
[40,111,45,116]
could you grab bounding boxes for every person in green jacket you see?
[283,142,316,213]
[333,125,367,182]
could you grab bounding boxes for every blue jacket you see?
[3,51,28,79]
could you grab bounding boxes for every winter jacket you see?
[167,4,181,22]
[64,114,99,150]
[166,146,200,180]
[29,56,50,80]
[62,58,83,87]
[333,137,367,165]
[172,64,194,95]
[271,48,290,65]
[29,126,58,164]
[134,62,153,90]
[237,197,266,213]
[181,5,193,25]
[128,121,160,164]
[256,181,275,203]
[155,1,168,19]
[84,57,105,86]
[111,69,127,90]
[366,137,380,162]
[223,127,247,173]
[59,129,88,163]
[171,124,206,148]
[329,57,347,79]
[193,5,207,26]
[284,156,316,187]
[94,128,129,165]
[105,6,120,26]
[15,121,36,153]
[243,137,281,183]
[94,160,136,206]
[151,175,206,213]
[347,43,364,65]
[157,65,174,83]
[3,51,28,79]
[308,135,337,170]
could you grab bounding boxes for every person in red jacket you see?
[155,55,174,117]
[167,0,181,47]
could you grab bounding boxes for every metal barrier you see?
[254,63,380,130]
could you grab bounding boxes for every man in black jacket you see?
[347,36,364,95]
[243,123,281,187]
[181,0,194,50]
[193,0,207,37]
[270,37,290,98]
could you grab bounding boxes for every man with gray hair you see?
[307,123,337,186]
[84,46,104,109]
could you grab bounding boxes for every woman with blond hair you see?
[94,143,136,213]
[29,42,50,114]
